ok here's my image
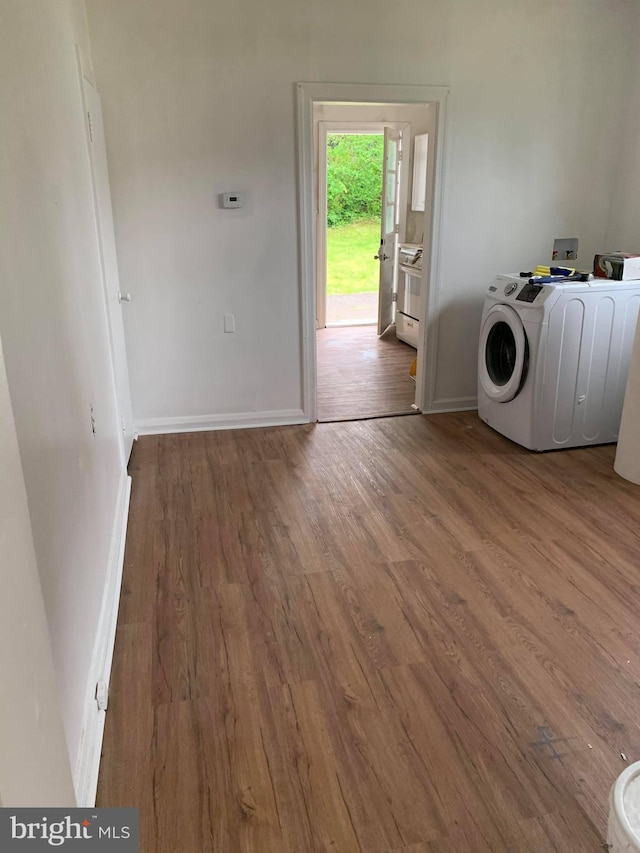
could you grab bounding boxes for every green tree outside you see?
[327,134,383,226]
[326,134,383,296]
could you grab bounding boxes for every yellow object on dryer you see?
[533,265,576,277]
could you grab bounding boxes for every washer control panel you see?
[516,283,544,303]
[488,276,553,305]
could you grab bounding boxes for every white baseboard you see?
[74,469,131,807]
[136,408,308,435]
[423,396,478,414]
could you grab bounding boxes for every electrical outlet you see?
[95,680,108,711]
[224,314,236,333]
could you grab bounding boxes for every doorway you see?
[317,122,409,332]
[314,108,428,422]
[324,131,382,327]
[297,83,449,424]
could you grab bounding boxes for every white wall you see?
[605,3,640,253]
[0,337,76,807]
[0,0,125,775]
[605,2,640,478]
[86,0,638,418]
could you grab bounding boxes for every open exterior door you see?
[377,127,402,336]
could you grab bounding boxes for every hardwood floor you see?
[316,324,417,421]
[98,413,640,852]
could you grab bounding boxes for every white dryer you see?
[477,274,640,451]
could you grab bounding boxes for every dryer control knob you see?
[504,282,518,296]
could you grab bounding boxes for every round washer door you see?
[479,304,528,402]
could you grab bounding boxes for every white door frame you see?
[316,121,410,331]
[297,82,451,422]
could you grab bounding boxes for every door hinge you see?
[120,413,126,432]
[398,149,403,161]
[394,224,400,234]
[87,110,94,143]
[95,680,108,712]
[392,292,398,302]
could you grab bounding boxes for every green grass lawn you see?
[326,219,380,295]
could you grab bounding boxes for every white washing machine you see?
[477,274,640,451]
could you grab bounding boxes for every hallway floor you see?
[316,324,417,421]
[98,413,640,852]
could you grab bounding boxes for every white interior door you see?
[79,66,135,462]
[377,127,402,336]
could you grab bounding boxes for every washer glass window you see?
[478,303,528,403]
[486,321,517,386]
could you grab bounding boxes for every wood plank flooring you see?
[316,324,417,421]
[97,413,640,852]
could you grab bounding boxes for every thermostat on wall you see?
[219,192,245,209]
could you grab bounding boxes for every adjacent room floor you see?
[98,413,640,852]
[316,324,417,421]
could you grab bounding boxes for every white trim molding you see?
[74,469,131,807]
[136,408,307,436]
[296,82,451,422]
